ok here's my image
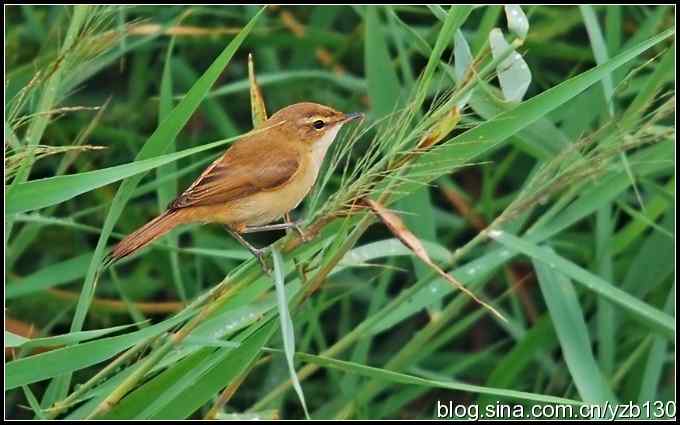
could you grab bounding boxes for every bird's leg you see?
[241,215,309,241]
[285,212,309,242]
[240,221,302,233]
[224,226,271,274]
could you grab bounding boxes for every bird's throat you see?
[310,124,342,172]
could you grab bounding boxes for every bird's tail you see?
[104,210,182,267]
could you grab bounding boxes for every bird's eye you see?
[313,120,325,130]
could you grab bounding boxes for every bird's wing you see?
[168,138,301,210]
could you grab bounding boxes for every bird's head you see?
[267,102,363,147]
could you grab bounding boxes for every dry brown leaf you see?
[364,198,432,263]
[5,317,49,358]
[279,10,346,74]
[441,185,486,230]
[390,106,461,172]
[280,10,305,37]
[248,53,268,128]
[417,106,461,151]
[128,23,242,37]
[364,198,507,323]
[47,288,184,315]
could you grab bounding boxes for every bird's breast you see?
[233,151,319,227]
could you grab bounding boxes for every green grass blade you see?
[621,208,674,296]
[150,321,277,419]
[605,6,622,55]
[478,315,557,407]
[6,253,93,298]
[580,5,614,117]
[638,287,674,404]
[202,70,366,99]
[6,136,237,215]
[413,5,472,111]
[397,27,674,195]
[8,323,138,349]
[534,257,617,404]
[272,248,310,418]
[22,385,46,419]
[364,140,671,333]
[98,308,276,418]
[157,36,185,301]
[39,10,264,398]
[595,205,616,376]
[489,230,674,337]
[6,331,29,348]
[365,6,401,118]
[5,310,192,389]
[70,4,265,344]
[173,58,240,137]
[621,45,675,126]
[6,5,90,239]
[612,177,674,254]
[530,141,672,241]
[294,351,584,406]
[473,5,502,52]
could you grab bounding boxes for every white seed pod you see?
[454,29,474,108]
[489,28,532,102]
[504,5,529,40]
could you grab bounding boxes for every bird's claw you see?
[254,249,272,275]
[289,220,310,242]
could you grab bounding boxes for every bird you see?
[105,102,363,271]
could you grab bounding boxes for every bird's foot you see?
[254,249,272,275]
[290,220,310,242]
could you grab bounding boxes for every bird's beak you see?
[342,112,364,123]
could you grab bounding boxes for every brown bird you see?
[105,102,362,271]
